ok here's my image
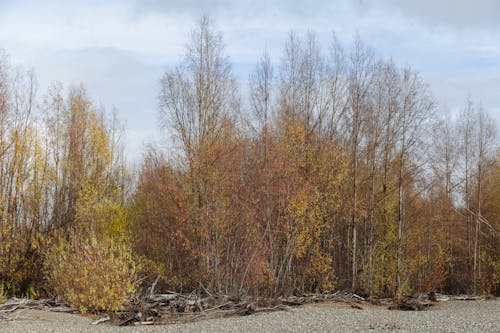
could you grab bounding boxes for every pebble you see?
[1,300,499,333]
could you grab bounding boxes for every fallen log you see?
[0,298,79,321]
[91,314,111,325]
[452,295,484,301]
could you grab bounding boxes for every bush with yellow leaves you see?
[44,231,138,312]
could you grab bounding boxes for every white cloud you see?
[376,0,500,30]
[0,1,190,58]
[0,0,498,161]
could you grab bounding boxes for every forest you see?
[0,17,499,311]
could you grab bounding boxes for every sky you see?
[0,0,499,161]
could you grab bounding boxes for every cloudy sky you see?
[1,0,499,161]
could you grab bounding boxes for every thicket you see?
[0,18,499,310]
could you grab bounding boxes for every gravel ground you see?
[1,300,499,333]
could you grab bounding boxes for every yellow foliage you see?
[479,252,500,295]
[44,231,138,312]
[0,222,45,297]
[287,186,335,292]
[75,180,129,240]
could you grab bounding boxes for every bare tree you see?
[325,32,349,140]
[472,105,496,293]
[159,16,238,167]
[158,16,240,291]
[394,67,433,299]
[249,50,273,131]
[458,97,475,267]
[346,35,374,292]
[429,111,460,278]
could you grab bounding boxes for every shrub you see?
[45,232,138,312]
[0,223,44,297]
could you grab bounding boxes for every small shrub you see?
[45,232,138,312]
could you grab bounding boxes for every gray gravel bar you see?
[1,300,499,333]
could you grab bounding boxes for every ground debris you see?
[91,314,111,325]
[1,291,493,325]
[388,297,433,311]
[0,290,372,325]
[109,289,372,325]
[0,298,79,321]
[386,292,492,311]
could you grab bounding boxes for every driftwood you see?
[0,298,79,321]
[106,290,372,325]
[387,292,492,311]
[388,298,432,311]
[0,290,493,325]
[451,295,485,301]
[91,314,111,325]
